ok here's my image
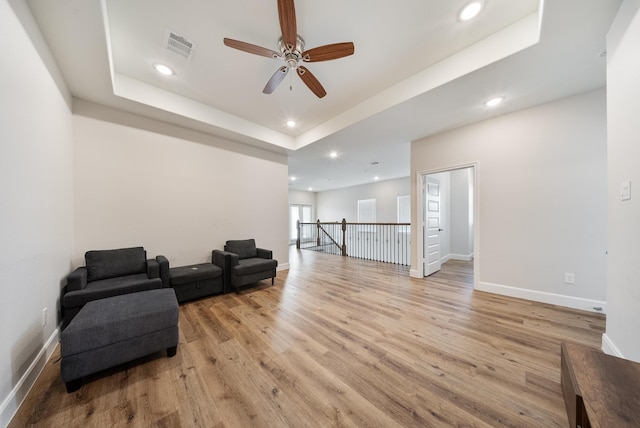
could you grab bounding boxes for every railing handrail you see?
[299,221,410,226]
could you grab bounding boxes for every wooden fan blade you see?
[297,66,326,98]
[223,38,281,59]
[263,66,289,94]
[302,42,355,62]
[277,0,297,50]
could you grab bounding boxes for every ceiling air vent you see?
[164,30,195,60]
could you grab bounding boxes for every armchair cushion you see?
[85,247,147,282]
[225,239,257,260]
[233,258,278,276]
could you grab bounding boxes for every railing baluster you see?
[297,220,410,266]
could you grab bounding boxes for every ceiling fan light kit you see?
[223,0,354,98]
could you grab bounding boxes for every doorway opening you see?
[421,166,475,278]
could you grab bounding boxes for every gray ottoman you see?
[170,263,223,303]
[60,288,179,392]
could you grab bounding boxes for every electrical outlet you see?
[42,308,47,327]
[564,273,575,284]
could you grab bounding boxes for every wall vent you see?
[164,30,195,60]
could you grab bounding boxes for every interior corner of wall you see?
[277,263,290,272]
[0,328,59,427]
[601,333,624,358]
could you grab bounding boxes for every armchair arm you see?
[156,255,170,288]
[66,267,87,292]
[213,250,235,294]
[212,250,236,269]
[256,248,273,260]
[146,258,160,279]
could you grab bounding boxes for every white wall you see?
[316,177,410,223]
[288,190,316,208]
[450,168,474,259]
[0,0,74,425]
[603,0,640,361]
[411,89,607,312]
[72,101,290,270]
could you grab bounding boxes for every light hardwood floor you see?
[10,248,605,427]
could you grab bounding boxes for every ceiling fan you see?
[223,0,355,98]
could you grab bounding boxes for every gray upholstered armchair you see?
[213,239,277,294]
[62,247,168,328]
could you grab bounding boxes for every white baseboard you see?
[277,263,290,272]
[476,281,607,313]
[442,253,473,262]
[601,333,623,358]
[0,328,59,428]
[410,269,422,278]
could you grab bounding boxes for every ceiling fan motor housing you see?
[279,35,305,69]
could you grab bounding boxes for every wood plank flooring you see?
[9,249,605,427]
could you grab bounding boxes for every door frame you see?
[412,162,478,286]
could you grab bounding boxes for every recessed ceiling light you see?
[153,63,174,76]
[286,120,296,128]
[290,176,296,181]
[329,151,338,158]
[485,96,505,107]
[374,176,380,181]
[308,187,313,191]
[459,1,483,21]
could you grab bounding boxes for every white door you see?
[424,176,442,276]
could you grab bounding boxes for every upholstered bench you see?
[60,288,179,392]
[169,263,224,303]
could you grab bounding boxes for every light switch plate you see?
[620,181,631,201]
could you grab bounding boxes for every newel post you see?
[296,220,301,249]
[341,218,347,256]
[316,219,321,246]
